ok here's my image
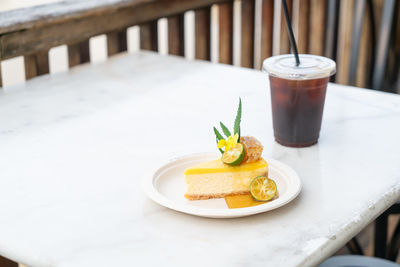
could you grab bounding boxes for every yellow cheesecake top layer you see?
[184,158,268,175]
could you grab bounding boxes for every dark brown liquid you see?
[269,76,329,147]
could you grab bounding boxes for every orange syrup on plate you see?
[225,192,279,209]
[225,194,265,209]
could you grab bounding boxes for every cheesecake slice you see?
[184,158,268,200]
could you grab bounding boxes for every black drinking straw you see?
[282,0,300,66]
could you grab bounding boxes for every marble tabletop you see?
[0,51,399,267]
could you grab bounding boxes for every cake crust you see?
[184,190,249,200]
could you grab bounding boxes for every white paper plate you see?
[142,153,301,218]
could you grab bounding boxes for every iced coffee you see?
[263,55,336,147]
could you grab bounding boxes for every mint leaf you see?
[234,98,242,138]
[220,122,231,137]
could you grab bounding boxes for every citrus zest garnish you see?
[250,176,277,201]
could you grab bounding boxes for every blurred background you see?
[1,0,398,93]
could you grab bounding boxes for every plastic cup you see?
[263,54,336,147]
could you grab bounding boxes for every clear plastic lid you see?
[263,54,336,80]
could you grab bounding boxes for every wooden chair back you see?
[0,0,398,92]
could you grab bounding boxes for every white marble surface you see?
[0,51,399,267]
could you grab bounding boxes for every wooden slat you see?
[393,1,400,93]
[348,0,366,86]
[195,7,211,60]
[0,63,2,88]
[260,0,274,64]
[0,0,233,35]
[372,0,396,90]
[356,6,373,88]
[168,14,185,56]
[107,29,127,56]
[218,2,233,64]
[296,0,309,54]
[24,51,49,80]
[0,255,18,267]
[324,0,339,59]
[0,0,231,60]
[335,0,355,84]
[308,0,327,56]
[381,0,399,92]
[372,0,384,37]
[140,21,158,51]
[279,0,292,54]
[241,0,255,68]
[68,40,90,67]
[0,0,145,34]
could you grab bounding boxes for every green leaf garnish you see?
[220,122,231,137]
[234,98,242,139]
[213,127,224,141]
[213,127,225,154]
